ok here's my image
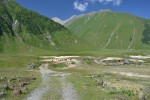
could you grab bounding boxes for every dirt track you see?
[26,63,78,100]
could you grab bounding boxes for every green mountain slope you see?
[67,10,150,50]
[0,0,89,53]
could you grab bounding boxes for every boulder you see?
[8,78,17,83]
[0,92,6,98]
[9,85,16,90]
[20,82,28,87]
[18,77,30,82]
[143,87,150,96]
[13,87,22,96]
[27,63,35,70]
[0,77,7,81]
[103,81,112,87]
[95,79,104,86]
[138,92,146,100]
[0,84,9,90]
[21,85,28,92]
[95,79,112,87]
[30,77,36,80]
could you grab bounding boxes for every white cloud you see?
[73,0,122,12]
[74,1,88,12]
[89,0,122,6]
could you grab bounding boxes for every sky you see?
[16,0,150,20]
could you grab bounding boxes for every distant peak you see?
[52,17,66,25]
[52,9,112,26]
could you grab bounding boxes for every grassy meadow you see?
[0,49,150,100]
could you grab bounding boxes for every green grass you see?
[68,11,150,50]
[0,0,92,53]
[48,62,67,68]
[1,51,150,99]
[53,60,150,100]
[0,67,41,100]
[75,49,150,57]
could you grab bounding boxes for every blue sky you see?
[16,0,150,20]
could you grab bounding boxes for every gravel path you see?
[25,63,78,100]
[61,76,79,100]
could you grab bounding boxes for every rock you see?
[71,62,75,64]
[143,87,150,96]
[18,77,30,82]
[30,77,36,80]
[143,87,150,99]
[21,85,28,92]
[95,79,104,86]
[95,79,112,87]
[0,84,9,90]
[0,77,7,81]
[8,78,17,82]
[103,81,112,87]
[9,85,16,90]
[20,82,28,87]
[138,92,146,100]
[123,60,131,65]
[13,87,22,96]
[27,63,35,70]
[0,92,6,98]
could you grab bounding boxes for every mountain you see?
[0,0,90,53]
[52,17,66,25]
[64,15,82,26]
[52,15,82,26]
[67,10,150,50]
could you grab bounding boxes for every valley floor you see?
[26,56,150,100]
[1,54,150,100]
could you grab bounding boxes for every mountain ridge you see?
[67,10,150,50]
[52,9,150,27]
[0,0,90,53]
[52,15,81,26]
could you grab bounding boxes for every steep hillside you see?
[0,0,89,53]
[67,10,150,50]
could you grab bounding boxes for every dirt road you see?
[26,63,78,100]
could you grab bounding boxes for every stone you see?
[18,77,30,82]
[95,79,104,86]
[138,92,146,100]
[21,85,28,92]
[9,85,16,90]
[30,77,36,80]
[103,81,112,87]
[20,82,28,87]
[0,92,6,98]
[27,63,35,70]
[0,84,9,90]
[13,87,22,96]
[0,77,7,81]
[143,87,150,96]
